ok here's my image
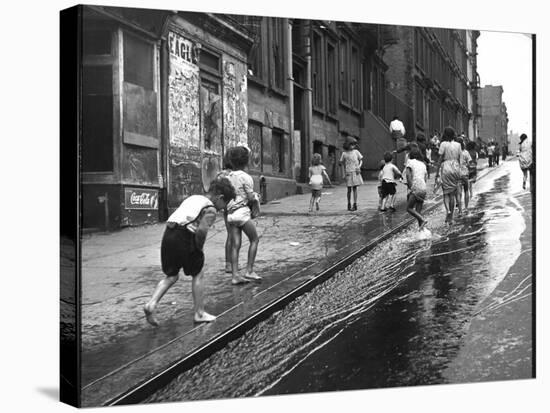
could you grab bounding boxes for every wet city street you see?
[147,160,532,403]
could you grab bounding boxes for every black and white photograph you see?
[3,1,548,412]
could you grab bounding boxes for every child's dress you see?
[407,159,428,201]
[339,149,364,187]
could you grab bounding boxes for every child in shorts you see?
[377,160,385,210]
[226,146,261,284]
[404,148,428,229]
[308,153,332,212]
[380,151,402,211]
[143,178,236,326]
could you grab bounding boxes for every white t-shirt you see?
[227,170,255,213]
[168,195,216,233]
[389,119,405,135]
[381,162,401,183]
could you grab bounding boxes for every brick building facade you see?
[383,26,480,141]
[478,85,509,147]
[75,6,480,230]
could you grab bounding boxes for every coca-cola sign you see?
[124,188,159,210]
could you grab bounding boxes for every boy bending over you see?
[144,179,236,326]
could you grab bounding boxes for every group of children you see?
[145,134,479,326]
[377,149,429,230]
[144,145,261,327]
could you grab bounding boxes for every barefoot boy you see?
[144,178,236,326]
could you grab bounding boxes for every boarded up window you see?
[82,65,113,172]
[248,121,262,171]
[272,129,285,173]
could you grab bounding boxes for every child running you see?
[226,146,261,284]
[377,160,385,211]
[308,153,332,212]
[404,148,428,230]
[144,178,236,326]
[456,136,472,213]
[380,151,402,212]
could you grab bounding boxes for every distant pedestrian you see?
[404,148,428,230]
[434,126,463,223]
[494,142,500,165]
[226,146,261,284]
[466,140,478,196]
[309,153,332,212]
[389,116,406,141]
[457,136,472,212]
[379,151,402,212]
[517,133,532,190]
[340,139,364,211]
[487,142,495,167]
[143,178,236,326]
[389,116,407,169]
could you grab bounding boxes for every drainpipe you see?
[285,18,295,180]
[303,21,313,181]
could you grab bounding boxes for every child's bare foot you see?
[143,304,159,327]
[194,311,216,323]
[231,275,250,285]
[244,271,262,281]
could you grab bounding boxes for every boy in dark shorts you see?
[144,179,236,326]
[379,151,402,211]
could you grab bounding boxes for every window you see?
[351,45,360,109]
[339,37,349,104]
[84,29,111,55]
[82,27,115,173]
[327,41,337,115]
[271,129,285,173]
[124,33,153,90]
[416,82,424,126]
[82,66,114,172]
[200,48,221,73]
[312,31,324,109]
[270,18,285,91]
[247,121,263,171]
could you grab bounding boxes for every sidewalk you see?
[79,171,446,406]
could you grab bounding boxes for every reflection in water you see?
[147,165,527,402]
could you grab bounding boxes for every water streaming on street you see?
[146,161,531,402]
